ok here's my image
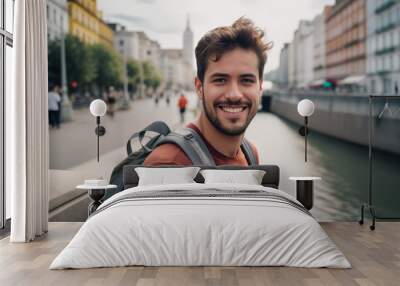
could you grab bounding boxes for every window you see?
[1,0,14,230]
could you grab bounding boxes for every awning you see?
[338,75,366,85]
[310,79,325,86]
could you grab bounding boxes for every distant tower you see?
[183,15,194,69]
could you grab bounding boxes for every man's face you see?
[196,48,262,136]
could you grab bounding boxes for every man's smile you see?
[215,103,250,114]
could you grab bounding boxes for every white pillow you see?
[200,169,266,185]
[135,167,201,186]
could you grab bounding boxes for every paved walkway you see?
[49,93,199,209]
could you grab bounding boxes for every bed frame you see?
[123,165,280,190]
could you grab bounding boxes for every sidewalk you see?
[49,92,199,213]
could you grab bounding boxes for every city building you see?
[137,32,161,70]
[46,0,69,41]
[325,0,367,88]
[276,43,289,88]
[183,16,194,69]
[312,11,327,85]
[160,49,192,90]
[68,0,113,47]
[110,23,140,60]
[288,41,296,87]
[109,24,161,70]
[293,20,314,88]
[366,0,400,94]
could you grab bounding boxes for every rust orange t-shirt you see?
[144,123,260,166]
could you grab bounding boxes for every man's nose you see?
[226,83,243,100]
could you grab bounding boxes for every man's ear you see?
[194,77,203,98]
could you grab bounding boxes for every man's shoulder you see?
[143,143,192,166]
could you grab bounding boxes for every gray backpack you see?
[107,121,257,199]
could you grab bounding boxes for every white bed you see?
[50,183,351,269]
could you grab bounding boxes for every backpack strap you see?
[127,121,171,155]
[241,138,258,166]
[156,126,257,166]
[158,128,216,165]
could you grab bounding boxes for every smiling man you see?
[144,17,271,166]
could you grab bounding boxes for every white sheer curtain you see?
[8,0,49,242]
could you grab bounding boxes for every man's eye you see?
[242,78,255,84]
[213,78,226,83]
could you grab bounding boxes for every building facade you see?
[110,23,139,60]
[47,0,69,41]
[68,0,113,47]
[183,16,194,70]
[293,20,314,88]
[160,49,192,90]
[288,41,296,87]
[325,0,367,82]
[312,11,326,82]
[110,24,162,70]
[277,43,289,88]
[366,0,400,94]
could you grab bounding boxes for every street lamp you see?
[297,99,315,162]
[89,99,107,162]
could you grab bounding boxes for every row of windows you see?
[371,29,400,51]
[327,12,365,41]
[327,26,365,53]
[77,0,96,14]
[327,44,365,65]
[326,60,365,78]
[71,5,100,34]
[46,4,64,25]
[72,26,98,44]
[375,4,400,31]
[326,0,365,40]
[368,53,400,72]
[71,5,113,41]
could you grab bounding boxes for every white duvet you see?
[50,183,351,269]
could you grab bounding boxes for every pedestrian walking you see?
[107,86,116,118]
[178,93,188,123]
[56,88,63,127]
[48,84,61,128]
[155,92,160,106]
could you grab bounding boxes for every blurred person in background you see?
[107,86,117,117]
[178,93,188,123]
[48,84,61,129]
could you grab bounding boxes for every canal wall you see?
[264,93,400,155]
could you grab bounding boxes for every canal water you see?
[247,112,400,221]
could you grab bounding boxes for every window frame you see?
[1,0,14,231]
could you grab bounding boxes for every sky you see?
[98,0,335,73]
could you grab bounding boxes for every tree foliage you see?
[48,34,163,95]
[90,44,123,92]
[142,61,162,89]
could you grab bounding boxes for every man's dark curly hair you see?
[195,17,272,83]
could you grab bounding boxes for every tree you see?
[48,39,61,86]
[142,61,162,89]
[65,35,96,92]
[90,44,123,93]
[126,59,141,93]
[48,35,96,92]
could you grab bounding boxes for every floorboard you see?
[0,222,399,286]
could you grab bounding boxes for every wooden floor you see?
[0,222,399,286]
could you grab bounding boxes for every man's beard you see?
[202,97,255,136]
